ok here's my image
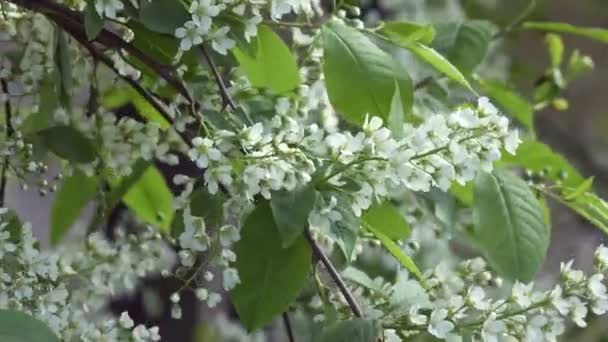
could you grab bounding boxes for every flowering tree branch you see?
[199,45,238,112]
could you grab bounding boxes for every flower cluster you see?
[368,245,608,341]
[0,209,173,341]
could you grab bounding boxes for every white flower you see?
[245,15,262,42]
[195,288,208,301]
[308,197,342,235]
[478,96,499,116]
[189,0,223,31]
[222,268,240,291]
[408,305,427,325]
[178,210,209,252]
[588,273,607,299]
[450,108,479,128]
[482,313,506,342]
[595,244,608,269]
[119,312,134,329]
[219,225,240,246]
[569,296,588,327]
[503,129,520,155]
[427,308,454,339]
[175,21,205,51]
[468,286,491,310]
[207,292,222,308]
[550,286,570,315]
[95,0,124,19]
[210,26,235,55]
[561,260,584,283]
[512,282,533,308]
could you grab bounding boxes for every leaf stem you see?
[304,228,363,318]
[199,45,238,112]
[282,312,296,342]
[0,79,13,207]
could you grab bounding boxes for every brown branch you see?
[199,45,237,112]
[7,0,194,104]
[282,312,296,342]
[0,79,13,207]
[304,229,363,318]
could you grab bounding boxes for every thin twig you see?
[493,0,537,39]
[304,229,363,318]
[282,312,296,342]
[0,79,13,207]
[199,45,238,112]
[414,76,434,90]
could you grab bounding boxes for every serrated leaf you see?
[84,2,104,40]
[379,21,436,45]
[232,25,300,94]
[404,42,474,92]
[122,165,174,231]
[50,170,99,245]
[475,78,534,131]
[361,201,410,240]
[37,126,97,163]
[500,140,585,188]
[323,22,412,124]
[231,201,311,331]
[319,319,378,342]
[473,170,549,281]
[0,310,60,342]
[270,184,317,248]
[432,20,495,74]
[138,0,190,35]
[522,22,608,44]
[364,223,423,281]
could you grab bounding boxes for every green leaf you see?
[270,184,317,248]
[138,0,190,35]
[22,76,58,133]
[450,181,474,206]
[106,159,150,210]
[500,140,585,188]
[404,42,474,92]
[544,185,608,235]
[232,25,300,94]
[324,192,360,260]
[361,201,410,240]
[37,126,97,163]
[122,165,174,231]
[319,319,378,342]
[84,2,104,40]
[564,177,594,201]
[387,83,405,136]
[364,223,423,281]
[322,22,413,124]
[432,20,494,74]
[50,170,99,245]
[545,34,564,68]
[342,267,385,295]
[379,21,436,45]
[0,310,60,342]
[473,170,550,281]
[475,78,534,131]
[522,21,608,44]
[231,201,311,331]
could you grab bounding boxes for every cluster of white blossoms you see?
[173,0,323,54]
[367,245,608,341]
[0,209,173,341]
[188,97,518,245]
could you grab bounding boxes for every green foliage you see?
[37,126,97,163]
[322,21,413,124]
[54,29,72,109]
[231,202,311,331]
[522,22,608,44]
[379,21,436,45]
[122,165,174,232]
[545,34,564,68]
[319,319,378,342]
[0,310,60,342]
[324,192,360,259]
[361,201,411,240]
[232,25,300,94]
[270,184,318,248]
[364,222,423,281]
[500,140,585,188]
[545,185,608,235]
[475,78,534,131]
[404,42,474,92]
[432,20,495,74]
[138,0,189,35]
[83,1,104,40]
[50,170,99,245]
[473,170,549,282]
